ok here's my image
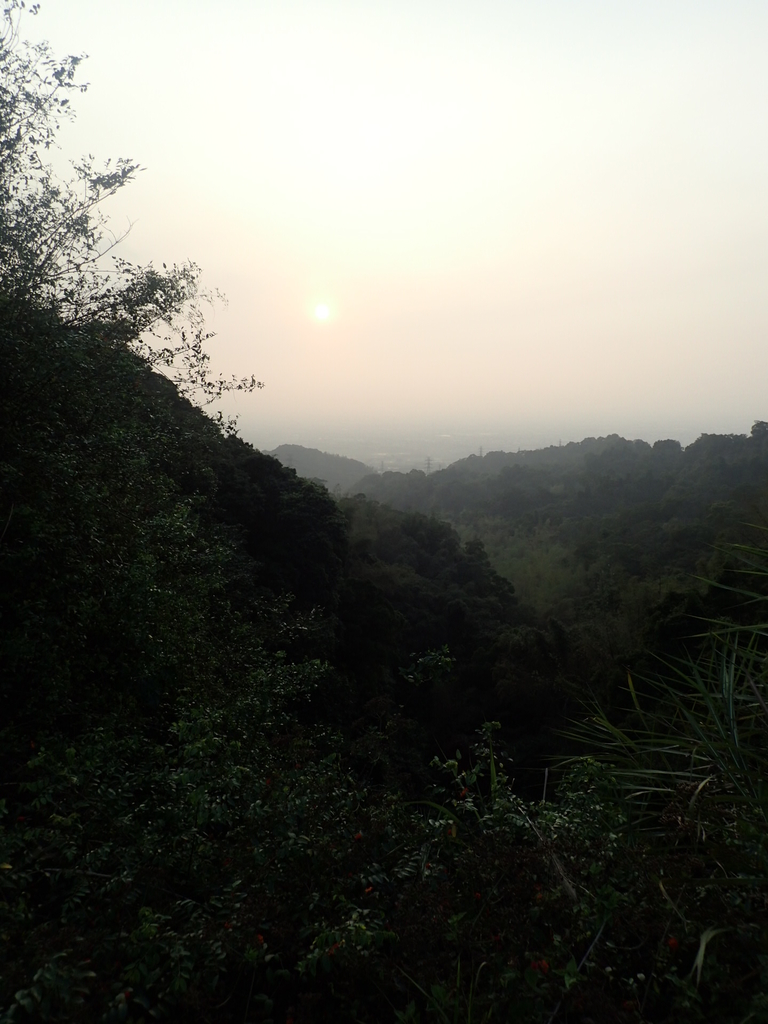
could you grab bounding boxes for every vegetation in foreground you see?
[2,7,768,1021]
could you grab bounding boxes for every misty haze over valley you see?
[253,421,721,475]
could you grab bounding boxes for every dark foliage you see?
[0,299,345,729]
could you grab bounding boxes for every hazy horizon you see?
[245,413,762,474]
[25,1,768,447]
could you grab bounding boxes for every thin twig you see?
[546,917,607,1024]
[525,811,579,902]
[0,503,14,546]
[242,966,256,1023]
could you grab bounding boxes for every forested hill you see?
[353,429,768,521]
[267,443,375,492]
[352,428,768,618]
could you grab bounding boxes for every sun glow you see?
[314,303,330,321]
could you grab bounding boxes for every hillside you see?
[266,443,375,492]
[354,429,768,618]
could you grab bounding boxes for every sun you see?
[314,303,330,321]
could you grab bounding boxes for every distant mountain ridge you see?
[446,433,658,475]
[350,427,768,519]
[266,444,376,492]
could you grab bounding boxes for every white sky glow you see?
[26,0,768,456]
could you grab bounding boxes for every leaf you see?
[688,927,728,986]
[524,967,539,991]
[627,671,641,713]
[564,956,579,988]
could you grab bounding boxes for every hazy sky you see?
[25,1,768,458]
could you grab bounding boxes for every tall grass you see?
[564,540,768,881]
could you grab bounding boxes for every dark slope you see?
[0,304,347,722]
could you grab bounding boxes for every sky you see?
[23,1,768,466]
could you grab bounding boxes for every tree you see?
[0,1,262,403]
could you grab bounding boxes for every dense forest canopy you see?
[2,8,768,1023]
[354,429,768,694]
